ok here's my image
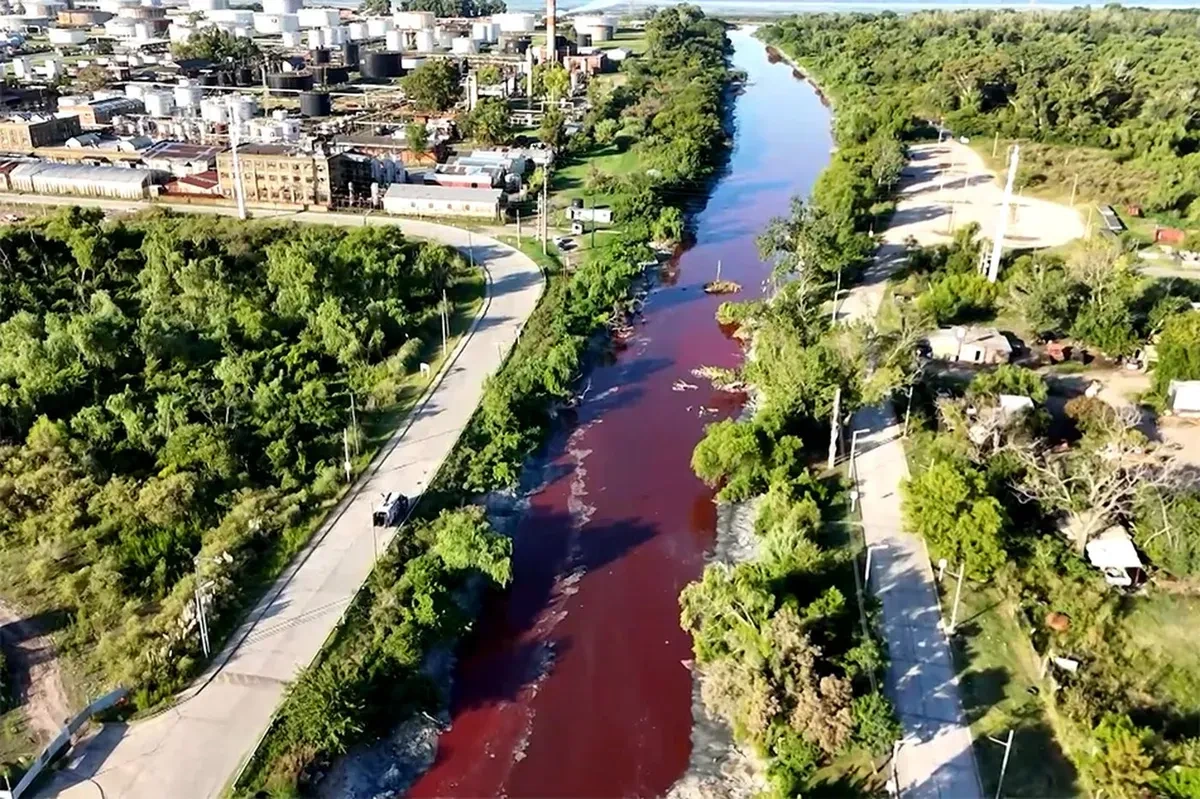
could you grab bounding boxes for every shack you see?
[924,326,1014,365]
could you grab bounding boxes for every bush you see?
[968,364,1049,403]
[902,457,1008,578]
[918,272,997,324]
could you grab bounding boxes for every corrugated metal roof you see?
[383,183,502,203]
[10,161,153,184]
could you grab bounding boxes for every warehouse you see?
[5,161,161,199]
[382,183,504,220]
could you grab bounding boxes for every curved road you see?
[13,197,545,799]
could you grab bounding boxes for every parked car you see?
[373,491,409,527]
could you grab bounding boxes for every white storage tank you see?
[104,17,135,37]
[450,36,476,55]
[200,96,227,123]
[414,27,433,52]
[231,94,256,120]
[209,8,252,24]
[391,10,431,30]
[488,22,499,42]
[261,0,298,14]
[297,7,337,28]
[281,29,301,46]
[47,27,85,44]
[253,12,298,34]
[173,80,202,108]
[470,21,487,42]
[366,16,391,37]
[144,90,175,117]
[435,26,450,47]
[347,21,366,40]
[400,55,424,70]
[125,82,147,99]
[307,27,322,48]
[573,14,614,42]
[492,12,533,33]
[188,0,227,11]
[385,29,401,50]
[324,25,344,45]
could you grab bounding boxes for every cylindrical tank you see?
[144,90,175,117]
[266,70,314,95]
[492,11,534,33]
[400,56,424,70]
[414,28,433,52]
[451,36,476,55]
[341,40,359,69]
[312,64,348,85]
[199,72,217,86]
[299,90,331,117]
[385,29,404,51]
[347,21,367,40]
[232,94,257,120]
[173,81,202,108]
[312,46,329,64]
[124,82,147,99]
[235,65,254,85]
[576,32,591,47]
[366,16,392,37]
[200,97,228,123]
[360,50,401,79]
[392,10,432,29]
[435,26,451,47]
[253,12,298,34]
[470,21,487,42]
[262,0,299,14]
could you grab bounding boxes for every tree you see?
[870,137,905,187]
[1082,714,1158,799]
[593,117,620,146]
[651,206,684,243]
[358,0,389,14]
[398,0,505,15]
[429,506,512,585]
[533,63,570,102]
[171,27,259,62]
[902,458,1008,577]
[75,64,110,92]
[1133,486,1200,578]
[475,64,501,85]
[1153,310,1200,398]
[968,364,1048,403]
[692,419,769,501]
[402,60,460,113]
[463,98,513,146]
[537,107,566,150]
[404,120,429,155]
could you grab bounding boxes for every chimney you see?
[545,0,556,64]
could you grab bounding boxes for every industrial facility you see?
[0,0,630,214]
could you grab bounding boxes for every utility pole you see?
[516,209,521,245]
[826,386,842,470]
[540,167,549,255]
[343,428,352,483]
[987,143,1019,283]
[902,382,915,437]
[989,730,1015,799]
[195,584,210,658]
[349,393,359,454]
[441,289,449,354]
[946,562,966,634]
[589,191,595,249]
[849,427,868,510]
[1070,173,1079,207]
[227,96,247,220]
[467,229,475,268]
[992,130,999,159]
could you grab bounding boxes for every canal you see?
[407,28,833,798]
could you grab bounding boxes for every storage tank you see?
[173,80,202,108]
[413,27,433,52]
[451,36,476,55]
[125,82,147,99]
[266,70,313,95]
[366,16,391,37]
[281,29,302,46]
[253,12,298,34]
[144,90,175,117]
[573,14,614,42]
[231,94,256,120]
[312,64,348,85]
[347,21,367,40]
[341,40,359,69]
[306,27,322,48]
[400,55,424,70]
[297,7,337,28]
[435,26,451,47]
[576,32,591,47]
[360,50,401,79]
[311,46,329,64]
[392,10,432,30]
[385,29,401,50]
[323,25,344,46]
[103,17,135,37]
[470,21,487,42]
[188,0,227,11]
[209,8,252,24]
[47,27,85,45]
[200,96,228,123]
[262,0,298,14]
[298,90,331,117]
[492,11,534,33]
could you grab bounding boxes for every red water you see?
[408,31,833,798]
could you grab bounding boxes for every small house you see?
[924,326,1013,365]
[1086,526,1144,587]
[381,183,504,220]
[1168,380,1200,418]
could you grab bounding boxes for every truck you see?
[372,491,409,527]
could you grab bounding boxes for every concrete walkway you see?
[17,199,545,799]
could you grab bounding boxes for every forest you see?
[0,207,474,707]
[761,7,1200,221]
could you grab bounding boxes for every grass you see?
[1120,592,1200,720]
[946,581,1081,798]
[552,140,642,205]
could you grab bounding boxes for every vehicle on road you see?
[373,492,409,527]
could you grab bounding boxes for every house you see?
[1167,380,1200,418]
[427,162,504,190]
[381,183,504,220]
[924,326,1013,365]
[1085,526,1144,588]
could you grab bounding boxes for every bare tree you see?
[1007,405,1178,551]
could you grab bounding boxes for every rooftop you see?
[927,325,1013,351]
[384,183,503,203]
[142,140,224,162]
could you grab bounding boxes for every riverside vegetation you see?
[763,8,1200,796]
[0,208,481,739]
[238,7,737,794]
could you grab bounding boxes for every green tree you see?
[1153,310,1200,397]
[534,63,570,101]
[405,120,429,155]
[593,117,620,146]
[1082,714,1158,799]
[968,364,1048,403]
[402,60,460,113]
[463,98,513,146]
[171,27,259,61]
[475,64,502,85]
[902,458,1008,577]
[75,64,110,92]
[651,206,685,243]
[537,107,566,150]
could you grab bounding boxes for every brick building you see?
[0,113,82,151]
[216,145,373,207]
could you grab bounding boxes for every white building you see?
[1168,380,1200,417]
[47,27,86,45]
[6,161,159,199]
[382,183,503,220]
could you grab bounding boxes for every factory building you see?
[2,161,161,199]
[57,95,145,127]
[0,113,81,150]
[141,140,223,176]
[382,183,504,220]
[215,144,372,208]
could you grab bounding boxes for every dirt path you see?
[0,602,72,744]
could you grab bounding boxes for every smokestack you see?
[545,0,556,64]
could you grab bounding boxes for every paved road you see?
[12,198,545,799]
